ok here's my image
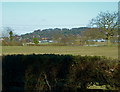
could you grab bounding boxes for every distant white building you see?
[96,39,106,42]
[87,39,107,42]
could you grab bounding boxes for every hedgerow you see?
[2,54,120,91]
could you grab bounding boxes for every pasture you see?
[2,46,118,59]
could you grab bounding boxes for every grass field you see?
[1,46,118,59]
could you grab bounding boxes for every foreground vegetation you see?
[2,46,118,59]
[2,54,120,92]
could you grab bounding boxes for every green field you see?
[1,46,118,59]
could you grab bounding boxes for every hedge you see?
[2,54,120,92]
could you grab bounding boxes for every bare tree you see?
[2,27,14,37]
[90,11,118,45]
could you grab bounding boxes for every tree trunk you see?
[107,36,111,46]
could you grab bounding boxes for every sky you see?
[1,2,118,35]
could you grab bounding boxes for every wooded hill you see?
[20,27,88,40]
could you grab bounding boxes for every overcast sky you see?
[2,2,118,35]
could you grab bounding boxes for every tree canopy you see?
[90,11,118,45]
